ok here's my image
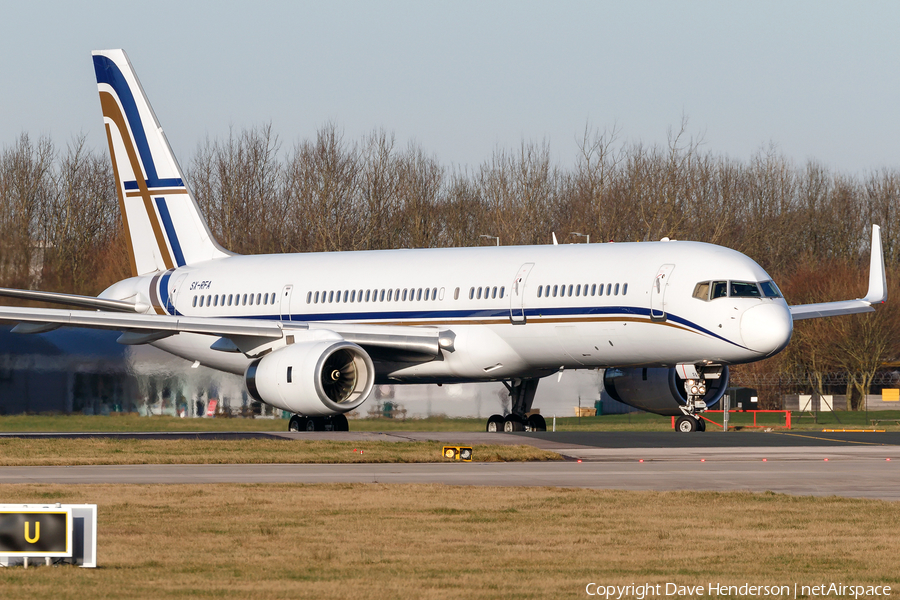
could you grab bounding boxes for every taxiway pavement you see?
[1,431,898,500]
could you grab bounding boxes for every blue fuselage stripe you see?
[189,304,745,349]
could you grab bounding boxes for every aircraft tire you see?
[527,414,547,432]
[288,415,305,432]
[332,414,349,431]
[503,415,525,432]
[486,414,504,433]
[696,417,706,432]
[675,415,698,433]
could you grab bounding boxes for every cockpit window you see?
[692,282,710,301]
[693,279,779,301]
[759,280,782,298]
[730,281,762,298]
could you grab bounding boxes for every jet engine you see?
[245,340,375,416]
[603,366,730,416]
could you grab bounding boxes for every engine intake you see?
[246,340,375,416]
[603,366,730,416]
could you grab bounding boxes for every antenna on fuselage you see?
[552,232,558,246]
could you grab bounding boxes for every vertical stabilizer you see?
[92,49,229,276]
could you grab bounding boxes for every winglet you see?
[863,224,887,304]
[789,223,887,321]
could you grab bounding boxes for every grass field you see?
[2,411,899,433]
[0,438,559,466]
[0,484,897,599]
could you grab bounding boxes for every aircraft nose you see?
[740,303,793,355]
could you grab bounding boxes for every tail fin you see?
[92,49,229,276]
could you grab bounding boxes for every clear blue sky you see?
[2,1,899,174]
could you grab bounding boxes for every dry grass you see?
[0,484,898,599]
[0,439,560,466]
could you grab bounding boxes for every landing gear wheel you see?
[696,417,706,432]
[486,414,505,433]
[675,415,699,433]
[305,417,319,432]
[526,414,547,432]
[503,415,525,432]
[288,415,306,432]
[331,414,349,432]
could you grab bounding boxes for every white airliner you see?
[0,50,888,433]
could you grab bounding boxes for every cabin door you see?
[280,285,293,321]
[509,263,534,324]
[166,273,189,315]
[650,264,675,321]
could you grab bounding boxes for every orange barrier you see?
[671,410,791,430]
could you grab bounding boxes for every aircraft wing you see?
[0,305,447,359]
[789,225,887,321]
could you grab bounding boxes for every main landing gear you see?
[485,378,547,432]
[288,414,349,432]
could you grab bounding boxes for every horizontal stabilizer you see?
[0,287,146,313]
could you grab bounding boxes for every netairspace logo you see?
[585,582,893,599]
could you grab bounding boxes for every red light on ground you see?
[701,459,706,462]
[577,459,582,463]
[639,459,644,463]
[824,458,828,461]
[762,458,767,462]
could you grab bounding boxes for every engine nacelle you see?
[603,366,730,416]
[245,340,375,416]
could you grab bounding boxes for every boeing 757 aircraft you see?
[0,50,888,432]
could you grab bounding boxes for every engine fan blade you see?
[321,350,359,402]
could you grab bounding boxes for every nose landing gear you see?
[675,364,722,433]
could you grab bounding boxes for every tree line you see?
[2,124,899,408]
